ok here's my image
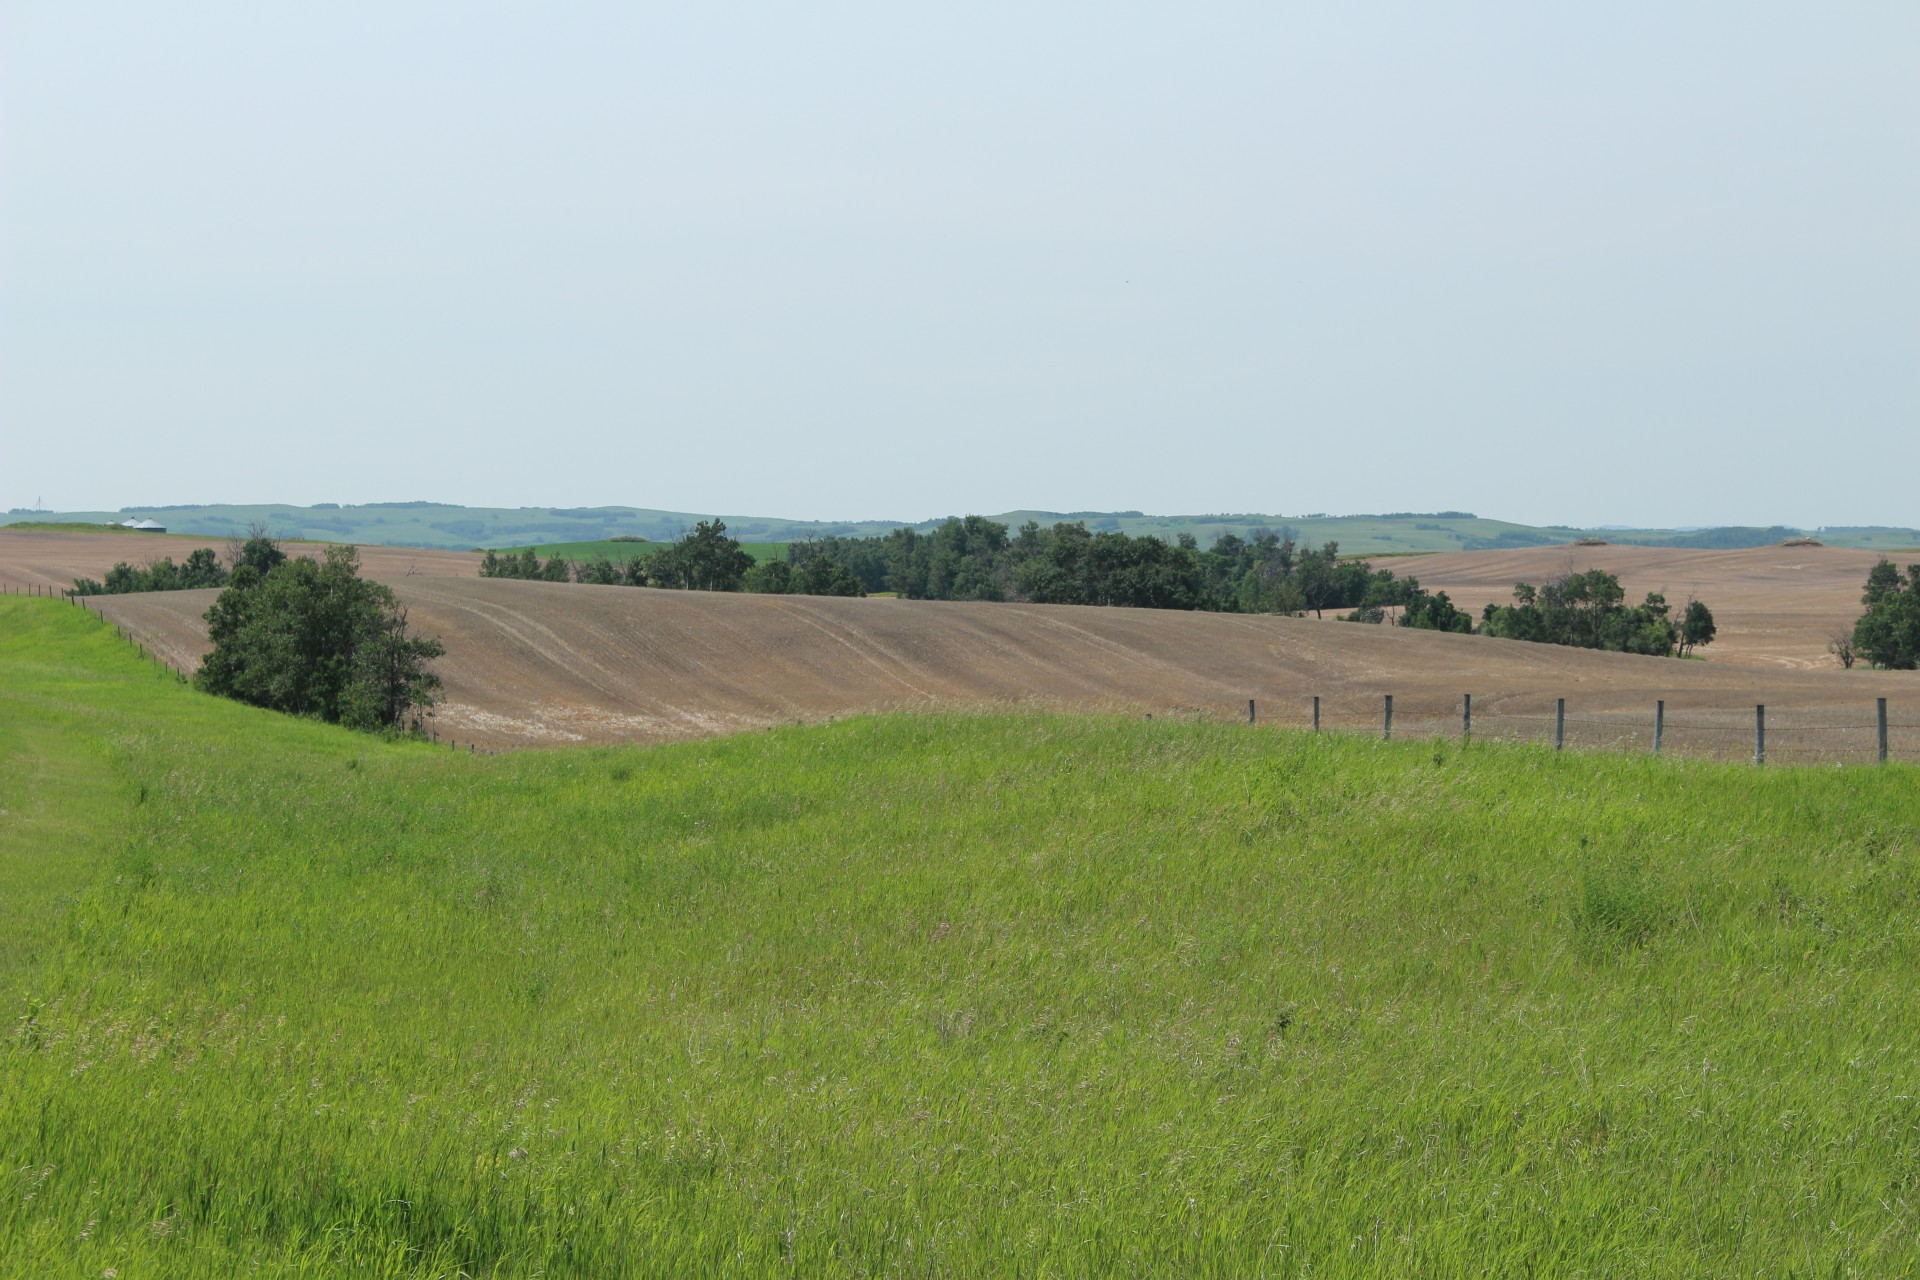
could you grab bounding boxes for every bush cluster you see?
[69,533,289,597]
[1478,569,1715,658]
[196,544,443,732]
[1851,561,1920,669]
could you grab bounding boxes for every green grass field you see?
[5,595,1920,1276]
[494,539,788,565]
[0,521,132,535]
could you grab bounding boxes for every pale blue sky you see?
[3,2,1914,527]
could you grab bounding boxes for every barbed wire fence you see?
[6,579,1910,765]
[1237,693,1912,766]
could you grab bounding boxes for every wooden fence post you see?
[1554,699,1565,751]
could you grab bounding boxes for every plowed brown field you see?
[0,529,481,590]
[1384,543,1905,670]
[5,529,1915,758]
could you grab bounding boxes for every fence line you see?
[5,586,1906,765]
[1240,694,1911,766]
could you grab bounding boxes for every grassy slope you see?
[4,596,1920,1276]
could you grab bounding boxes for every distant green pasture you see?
[2,521,145,535]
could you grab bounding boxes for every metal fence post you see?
[1248,698,1256,725]
[1462,693,1472,740]
[1383,694,1393,741]
[1554,699,1565,751]
[1312,695,1320,733]
[1754,704,1765,766]
[1880,698,1890,765]
[1654,700,1665,756]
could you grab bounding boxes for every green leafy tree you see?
[478,547,573,581]
[649,520,756,591]
[1296,543,1341,618]
[1481,571,1691,657]
[196,545,444,732]
[233,533,287,577]
[743,559,793,593]
[70,546,230,596]
[573,556,620,586]
[1851,560,1920,669]
[1679,599,1717,657]
[792,553,865,597]
[1400,586,1474,633]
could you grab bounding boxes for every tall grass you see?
[3,595,1919,1276]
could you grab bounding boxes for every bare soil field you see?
[5,529,1913,760]
[0,528,480,590]
[1383,543,1902,670]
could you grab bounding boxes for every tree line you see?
[68,531,296,596]
[485,516,1720,659]
[480,521,864,596]
[1479,570,1716,658]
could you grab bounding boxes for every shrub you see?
[195,545,444,732]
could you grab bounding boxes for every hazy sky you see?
[3,2,1914,528]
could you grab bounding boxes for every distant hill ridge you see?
[7,504,1917,557]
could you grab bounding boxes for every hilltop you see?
[10,503,1917,557]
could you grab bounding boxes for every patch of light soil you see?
[431,704,586,742]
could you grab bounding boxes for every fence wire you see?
[1274,695,1911,766]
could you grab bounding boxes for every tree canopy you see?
[71,547,228,596]
[195,545,444,732]
[468,514,1713,660]
[1477,570,1696,657]
[647,520,758,591]
[1851,560,1920,669]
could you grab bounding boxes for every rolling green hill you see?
[13,503,1915,557]
[5,594,1920,1275]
